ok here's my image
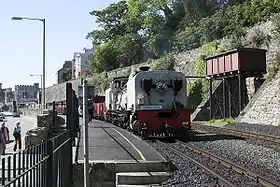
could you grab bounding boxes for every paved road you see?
[1,115,37,153]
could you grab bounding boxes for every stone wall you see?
[237,72,280,126]
[45,79,82,104]
[24,127,48,149]
[24,111,54,149]
[192,77,249,121]
[73,161,174,187]
[73,163,116,187]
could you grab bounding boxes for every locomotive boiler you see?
[103,66,192,139]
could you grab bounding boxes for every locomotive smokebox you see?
[139,66,150,71]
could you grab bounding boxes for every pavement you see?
[76,120,166,163]
[1,114,37,155]
[75,120,171,186]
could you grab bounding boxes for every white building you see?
[72,47,95,79]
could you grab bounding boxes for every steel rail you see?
[193,123,280,145]
[179,141,280,187]
[157,141,236,187]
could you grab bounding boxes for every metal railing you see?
[0,130,72,187]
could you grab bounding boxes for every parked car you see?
[0,115,3,121]
[0,113,5,119]
[13,113,20,117]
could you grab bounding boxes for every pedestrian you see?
[1,122,10,142]
[0,122,9,154]
[13,121,22,152]
[0,128,5,155]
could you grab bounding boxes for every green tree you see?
[87,0,258,73]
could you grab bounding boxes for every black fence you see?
[0,82,80,187]
[0,130,72,187]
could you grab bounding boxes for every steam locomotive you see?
[93,66,192,139]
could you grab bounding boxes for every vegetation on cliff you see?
[86,0,280,109]
[87,0,280,73]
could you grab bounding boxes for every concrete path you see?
[76,120,166,163]
[1,114,37,154]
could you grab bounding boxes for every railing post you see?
[51,101,56,138]
[72,91,77,146]
[46,140,53,187]
[66,83,73,186]
[75,95,80,134]
[209,78,213,120]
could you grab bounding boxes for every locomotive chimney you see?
[139,66,150,71]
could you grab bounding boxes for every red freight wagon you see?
[56,105,67,115]
[94,102,105,120]
[93,96,105,120]
[205,48,267,77]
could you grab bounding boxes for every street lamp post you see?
[30,74,43,113]
[12,16,46,110]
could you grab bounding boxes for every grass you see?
[209,118,236,125]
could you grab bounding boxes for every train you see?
[56,105,67,115]
[92,66,193,139]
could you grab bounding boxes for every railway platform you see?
[73,120,173,187]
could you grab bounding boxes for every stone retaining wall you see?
[73,163,116,187]
[45,79,82,104]
[73,161,174,187]
[24,110,54,149]
[237,73,280,126]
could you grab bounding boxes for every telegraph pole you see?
[82,79,89,187]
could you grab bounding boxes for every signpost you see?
[78,85,94,98]
[82,79,89,187]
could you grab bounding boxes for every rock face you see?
[237,73,280,126]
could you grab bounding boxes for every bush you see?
[152,53,175,70]
[188,80,203,109]
[268,52,280,80]
[89,69,131,95]
[187,41,221,109]
[267,14,280,79]
[209,118,236,125]
[175,0,280,51]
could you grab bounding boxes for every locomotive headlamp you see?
[138,93,144,99]
[137,93,145,104]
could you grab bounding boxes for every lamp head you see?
[11,17,23,20]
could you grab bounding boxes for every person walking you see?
[13,121,22,152]
[0,128,5,155]
[0,122,9,154]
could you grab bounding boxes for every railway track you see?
[158,140,280,187]
[192,123,280,147]
[179,141,280,187]
[157,140,236,187]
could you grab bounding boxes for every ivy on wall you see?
[152,53,175,70]
[188,41,222,109]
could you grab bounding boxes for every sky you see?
[0,0,116,89]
